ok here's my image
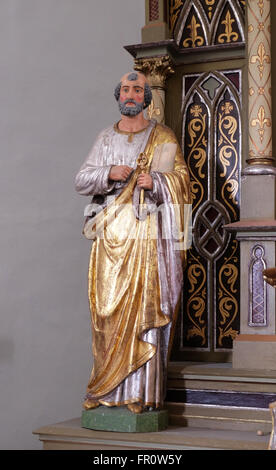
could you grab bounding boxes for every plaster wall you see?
[0,0,143,449]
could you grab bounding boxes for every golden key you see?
[136,152,149,210]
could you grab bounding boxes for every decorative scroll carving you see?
[249,245,267,327]
[182,92,209,348]
[217,90,239,220]
[217,241,239,347]
[186,252,207,346]
[182,70,241,351]
[215,86,240,349]
[169,0,185,32]
[186,93,208,213]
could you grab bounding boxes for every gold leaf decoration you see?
[251,42,271,81]
[147,100,161,120]
[217,242,239,347]
[204,0,216,20]
[183,15,205,48]
[218,10,239,44]
[186,254,207,346]
[218,100,239,218]
[251,105,272,143]
[169,0,184,31]
[187,101,207,213]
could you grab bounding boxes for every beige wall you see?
[0,0,143,449]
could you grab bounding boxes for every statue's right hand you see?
[109,165,133,182]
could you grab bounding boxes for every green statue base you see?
[81,406,168,433]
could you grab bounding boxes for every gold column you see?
[247,0,273,168]
[134,56,174,124]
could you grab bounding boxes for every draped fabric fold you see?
[75,119,191,407]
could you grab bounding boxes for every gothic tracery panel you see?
[169,0,245,48]
[181,70,241,352]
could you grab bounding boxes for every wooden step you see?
[166,362,276,434]
[165,402,272,433]
[167,362,276,394]
[32,363,276,450]
[33,417,271,450]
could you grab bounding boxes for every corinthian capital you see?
[134,56,174,88]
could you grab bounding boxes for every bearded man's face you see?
[119,76,145,117]
[119,98,144,117]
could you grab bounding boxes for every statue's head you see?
[114,71,152,117]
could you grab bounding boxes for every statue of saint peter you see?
[75,71,191,414]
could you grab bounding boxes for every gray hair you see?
[114,73,152,109]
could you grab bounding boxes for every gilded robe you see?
[75,119,191,408]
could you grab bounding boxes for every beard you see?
[118,98,144,117]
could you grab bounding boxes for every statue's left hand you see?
[137,173,153,190]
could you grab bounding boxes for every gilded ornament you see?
[217,242,239,347]
[169,0,183,31]
[204,0,216,20]
[191,104,203,117]
[187,103,207,211]
[250,42,271,81]
[147,100,161,120]
[249,87,255,96]
[221,101,234,115]
[251,105,271,143]
[176,1,245,50]
[248,0,272,164]
[134,56,174,124]
[134,56,174,88]
[183,15,205,48]
[258,0,264,17]
[183,70,242,352]
[218,99,239,219]
[186,254,207,346]
[218,10,239,44]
